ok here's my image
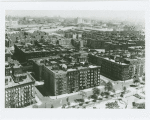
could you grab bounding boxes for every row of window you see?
[6,98,35,107]
[6,88,33,95]
[6,92,34,98]
[6,84,34,92]
[68,70,100,75]
[68,77,100,82]
[6,95,34,103]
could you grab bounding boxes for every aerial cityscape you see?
[5,10,145,109]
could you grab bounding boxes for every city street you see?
[35,75,145,109]
[33,76,144,108]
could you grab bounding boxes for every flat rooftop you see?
[45,62,100,73]
[104,57,128,66]
[5,73,34,89]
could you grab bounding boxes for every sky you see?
[6,10,145,23]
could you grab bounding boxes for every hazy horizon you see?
[6,10,145,23]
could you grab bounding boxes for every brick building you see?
[43,66,68,96]
[5,50,36,108]
[5,60,36,108]
[43,62,100,96]
[31,55,61,81]
[88,50,145,81]
[100,57,130,81]
[31,54,100,96]
[5,72,36,108]
[82,30,145,50]
[14,43,69,63]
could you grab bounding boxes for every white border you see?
[0,0,149,2]
[0,1,150,120]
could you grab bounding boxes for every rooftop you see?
[104,57,128,66]
[5,73,34,89]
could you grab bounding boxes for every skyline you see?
[6,10,145,23]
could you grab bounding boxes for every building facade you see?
[89,51,145,81]
[43,62,100,96]
[5,73,36,108]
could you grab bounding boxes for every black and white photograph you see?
[0,1,150,120]
[5,10,145,109]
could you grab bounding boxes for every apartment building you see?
[5,72,36,108]
[89,50,145,81]
[42,61,100,95]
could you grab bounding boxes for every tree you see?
[105,82,113,92]
[78,90,86,99]
[104,92,110,98]
[92,87,100,96]
[120,93,124,97]
[105,101,119,109]
[88,96,91,100]
[62,104,66,108]
[91,94,98,100]
[123,86,127,93]
[101,80,106,86]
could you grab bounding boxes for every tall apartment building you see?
[5,51,36,108]
[31,54,100,96]
[101,57,130,81]
[43,63,100,96]
[5,59,36,108]
[43,66,68,96]
[89,50,145,81]
[5,73,36,108]
[31,55,61,81]
[14,43,69,63]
